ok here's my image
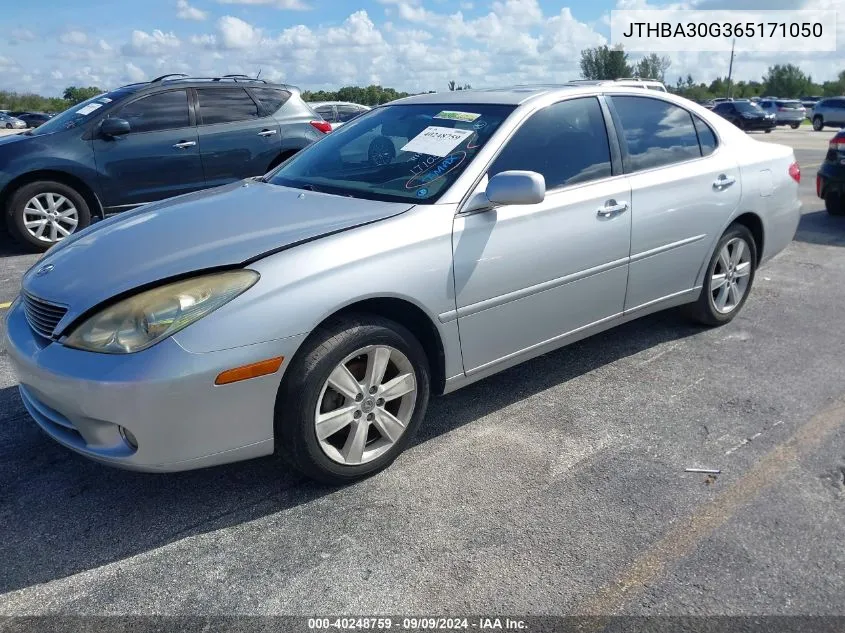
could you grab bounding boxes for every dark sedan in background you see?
[15,112,53,128]
[818,129,845,216]
[712,100,776,132]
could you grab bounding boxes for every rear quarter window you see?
[251,88,291,114]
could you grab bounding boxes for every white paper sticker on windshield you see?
[76,103,103,116]
[401,126,473,157]
[433,110,481,122]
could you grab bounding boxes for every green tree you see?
[634,53,671,82]
[762,64,810,98]
[579,45,632,80]
[62,86,103,105]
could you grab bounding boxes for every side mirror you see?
[101,117,130,137]
[464,170,545,212]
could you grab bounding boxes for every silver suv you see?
[811,98,845,131]
[758,99,805,129]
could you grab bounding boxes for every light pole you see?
[726,37,736,98]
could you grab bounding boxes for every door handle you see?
[258,129,277,137]
[173,140,196,149]
[597,200,629,218]
[713,174,736,189]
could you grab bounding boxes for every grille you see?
[22,292,68,339]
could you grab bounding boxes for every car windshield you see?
[27,89,132,136]
[268,103,516,204]
[734,101,763,113]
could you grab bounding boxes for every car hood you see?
[22,181,413,324]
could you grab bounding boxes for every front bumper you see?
[741,118,777,130]
[3,299,306,472]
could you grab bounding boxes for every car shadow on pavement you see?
[794,209,845,247]
[0,310,702,595]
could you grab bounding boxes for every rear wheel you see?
[5,180,91,252]
[4,123,11,129]
[274,314,431,484]
[813,116,824,131]
[765,128,772,133]
[684,224,757,326]
[825,190,845,216]
[790,122,801,129]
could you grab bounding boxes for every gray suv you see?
[811,98,845,131]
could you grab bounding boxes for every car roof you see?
[393,83,679,107]
[117,75,298,94]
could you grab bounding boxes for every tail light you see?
[788,161,800,184]
[829,136,845,151]
[310,120,332,134]
[778,107,786,111]
[816,174,822,198]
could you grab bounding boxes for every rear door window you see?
[490,96,612,189]
[610,96,702,171]
[315,105,337,122]
[196,88,260,125]
[337,105,363,123]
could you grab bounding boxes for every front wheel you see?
[765,128,772,133]
[274,314,431,484]
[6,180,92,252]
[4,123,11,129]
[684,224,757,327]
[813,116,824,131]
[790,122,801,129]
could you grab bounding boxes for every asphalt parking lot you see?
[0,127,843,617]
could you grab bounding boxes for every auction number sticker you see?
[401,127,473,157]
[75,103,103,116]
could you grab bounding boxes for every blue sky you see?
[1,0,840,96]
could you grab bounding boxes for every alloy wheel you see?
[315,345,417,465]
[710,237,752,314]
[23,193,79,243]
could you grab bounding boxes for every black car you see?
[712,100,776,132]
[817,130,845,216]
[16,112,52,128]
[0,74,329,251]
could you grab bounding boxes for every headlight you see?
[64,270,259,354]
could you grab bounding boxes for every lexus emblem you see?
[34,264,54,277]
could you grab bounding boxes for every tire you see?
[5,180,91,252]
[825,190,845,216]
[813,116,824,131]
[274,314,431,484]
[790,122,800,129]
[765,129,772,133]
[683,224,757,327]
[4,123,10,129]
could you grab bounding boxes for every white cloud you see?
[10,28,36,44]
[59,30,88,46]
[217,16,262,49]
[125,62,147,82]
[177,0,209,20]
[216,0,310,9]
[123,29,181,56]
[98,39,113,52]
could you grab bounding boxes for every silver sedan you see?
[4,86,801,483]
[0,113,26,129]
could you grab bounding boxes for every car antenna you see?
[256,68,262,80]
